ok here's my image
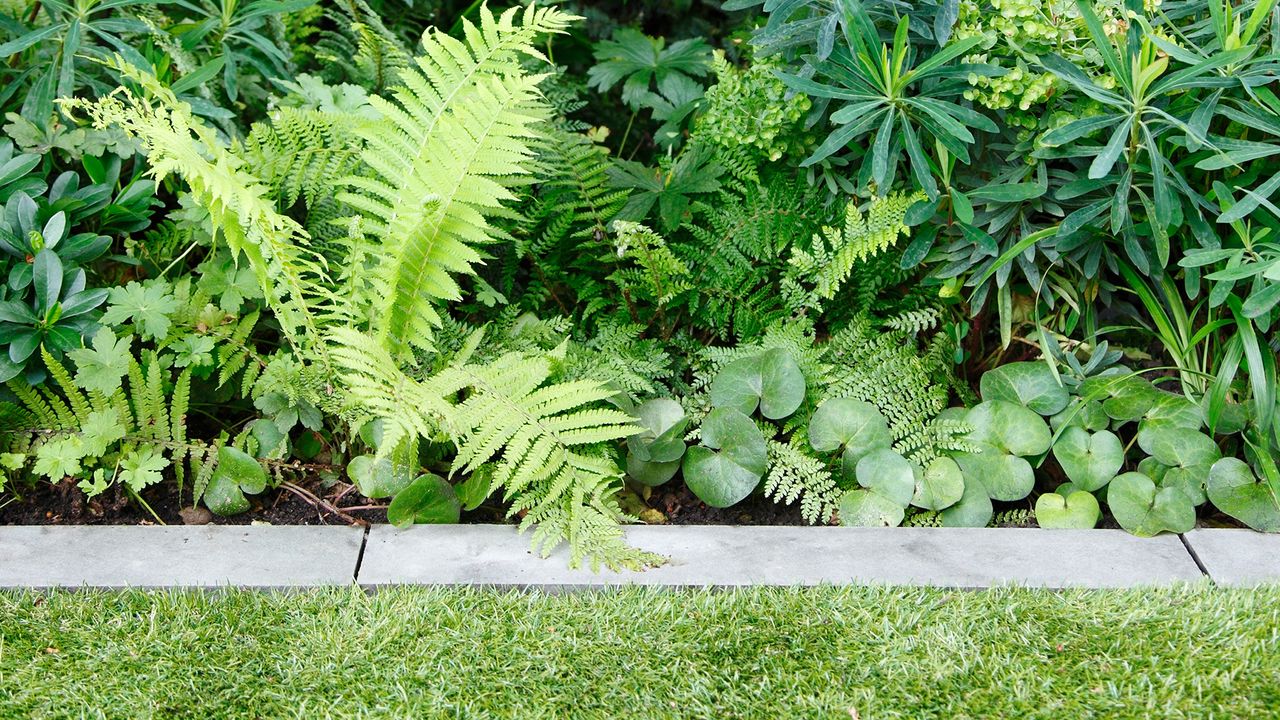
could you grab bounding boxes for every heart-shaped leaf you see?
[855,448,915,506]
[838,487,906,527]
[1050,399,1109,433]
[965,401,1051,457]
[809,398,892,471]
[1140,392,1204,432]
[387,473,460,527]
[1052,427,1123,491]
[954,450,1035,501]
[980,361,1069,415]
[710,348,805,420]
[203,446,268,516]
[682,407,767,507]
[1034,490,1100,529]
[626,398,688,486]
[1136,427,1220,505]
[911,456,964,511]
[1206,457,1280,532]
[347,439,418,499]
[1107,472,1196,537]
[938,477,993,527]
[1093,375,1160,425]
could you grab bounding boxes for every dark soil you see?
[0,476,1242,530]
[640,484,811,525]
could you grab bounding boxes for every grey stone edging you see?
[357,525,1205,589]
[0,525,364,589]
[1182,529,1280,587]
[4,523,1278,590]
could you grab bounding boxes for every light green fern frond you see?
[329,327,655,570]
[66,62,329,360]
[765,438,839,524]
[339,4,576,358]
[786,191,924,310]
[239,108,370,209]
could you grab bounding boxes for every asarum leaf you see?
[682,407,767,507]
[1206,457,1280,532]
[626,398,688,487]
[710,348,805,420]
[954,450,1035,502]
[964,401,1052,458]
[1034,490,1101,529]
[203,446,268,516]
[1136,427,1220,505]
[1107,472,1196,537]
[346,441,418,500]
[911,456,964,511]
[387,474,461,527]
[808,398,893,469]
[979,362,1069,416]
[1052,427,1124,492]
[938,476,994,527]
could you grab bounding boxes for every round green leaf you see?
[758,348,805,419]
[1049,399,1109,433]
[965,401,1051,457]
[709,355,762,417]
[854,448,914,507]
[980,361,1069,415]
[347,442,417,499]
[1136,427,1220,505]
[1052,427,1123,491]
[708,349,805,420]
[911,456,964,511]
[1107,472,1196,537]
[387,473,460,527]
[938,477,994,527]
[682,407,767,508]
[1096,376,1160,424]
[629,398,688,463]
[838,487,906,527]
[203,446,268,516]
[1140,392,1204,432]
[626,453,681,487]
[809,398,892,460]
[1206,457,1280,532]
[954,450,1034,501]
[1034,490,1100,529]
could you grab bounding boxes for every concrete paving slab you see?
[358,524,1204,589]
[0,525,364,589]
[1183,529,1280,587]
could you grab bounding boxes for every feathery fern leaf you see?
[340,4,576,357]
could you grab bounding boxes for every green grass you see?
[2,584,1279,719]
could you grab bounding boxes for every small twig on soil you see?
[334,504,389,513]
[278,481,368,527]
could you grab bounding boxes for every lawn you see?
[2,583,1278,719]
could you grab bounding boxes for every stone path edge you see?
[4,524,1277,589]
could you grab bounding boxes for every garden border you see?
[3,525,1277,590]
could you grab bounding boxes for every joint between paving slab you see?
[1178,533,1211,580]
[353,525,371,584]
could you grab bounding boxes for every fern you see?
[823,314,956,464]
[66,63,330,361]
[329,328,656,570]
[785,191,924,312]
[764,438,839,524]
[339,5,575,358]
[238,108,369,210]
[6,349,227,503]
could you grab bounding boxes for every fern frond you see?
[66,62,330,361]
[785,191,923,311]
[340,5,576,357]
[239,108,369,209]
[765,438,839,524]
